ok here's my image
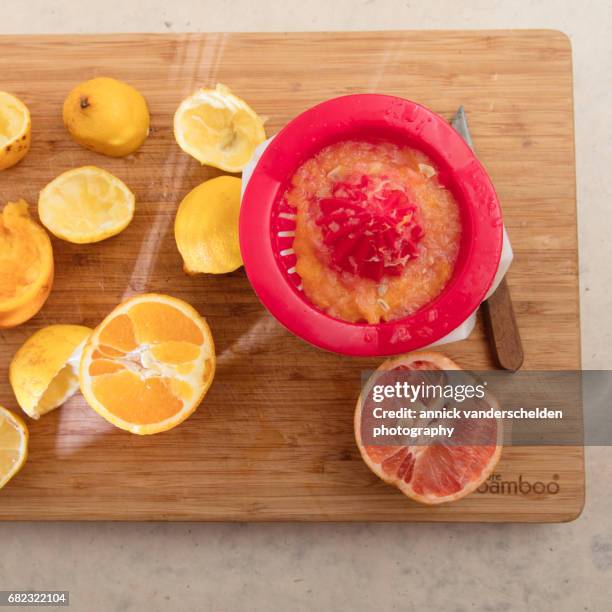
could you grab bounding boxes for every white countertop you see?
[1,1,611,610]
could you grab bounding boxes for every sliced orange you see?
[79,293,215,435]
[355,352,502,505]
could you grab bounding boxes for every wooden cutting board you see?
[0,31,582,521]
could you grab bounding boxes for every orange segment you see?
[93,348,120,360]
[128,301,204,345]
[149,341,201,364]
[98,314,137,353]
[91,371,183,425]
[177,363,195,376]
[88,359,126,376]
[79,293,215,435]
[168,378,194,402]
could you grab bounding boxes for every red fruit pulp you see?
[315,174,424,281]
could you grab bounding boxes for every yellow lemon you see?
[10,324,92,419]
[174,84,266,172]
[174,176,243,274]
[0,200,54,329]
[38,166,135,244]
[0,92,31,170]
[0,405,28,490]
[63,77,150,157]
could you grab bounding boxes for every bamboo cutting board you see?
[0,31,582,521]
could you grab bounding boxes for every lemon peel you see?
[10,324,92,419]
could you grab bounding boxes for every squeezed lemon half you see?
[174,84,266,172]
[10,324,92,419]
[0,405,28,490]
[38,166,135,244]
[0,92,31,170]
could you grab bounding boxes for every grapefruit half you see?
[355,351,502,505]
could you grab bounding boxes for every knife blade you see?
[450,106,524,371]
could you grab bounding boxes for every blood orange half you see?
[355,352,502,505]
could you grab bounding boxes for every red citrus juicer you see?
[239,94,504,357]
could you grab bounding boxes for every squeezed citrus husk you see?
[0,91,31,170]
[38,166,135,244]
[0,406,28,491]
[174,83,265,172]
[0,200,54,328]
[10,324,92,419]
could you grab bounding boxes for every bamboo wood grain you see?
[0,31,583,521]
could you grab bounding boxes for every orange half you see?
[79,293,215,435]
[355,352,502,505]
[0,200,54,328]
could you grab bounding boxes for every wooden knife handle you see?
[482,277,524,371]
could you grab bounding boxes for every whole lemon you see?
[63,77,150,157]
[175,176,243,274]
